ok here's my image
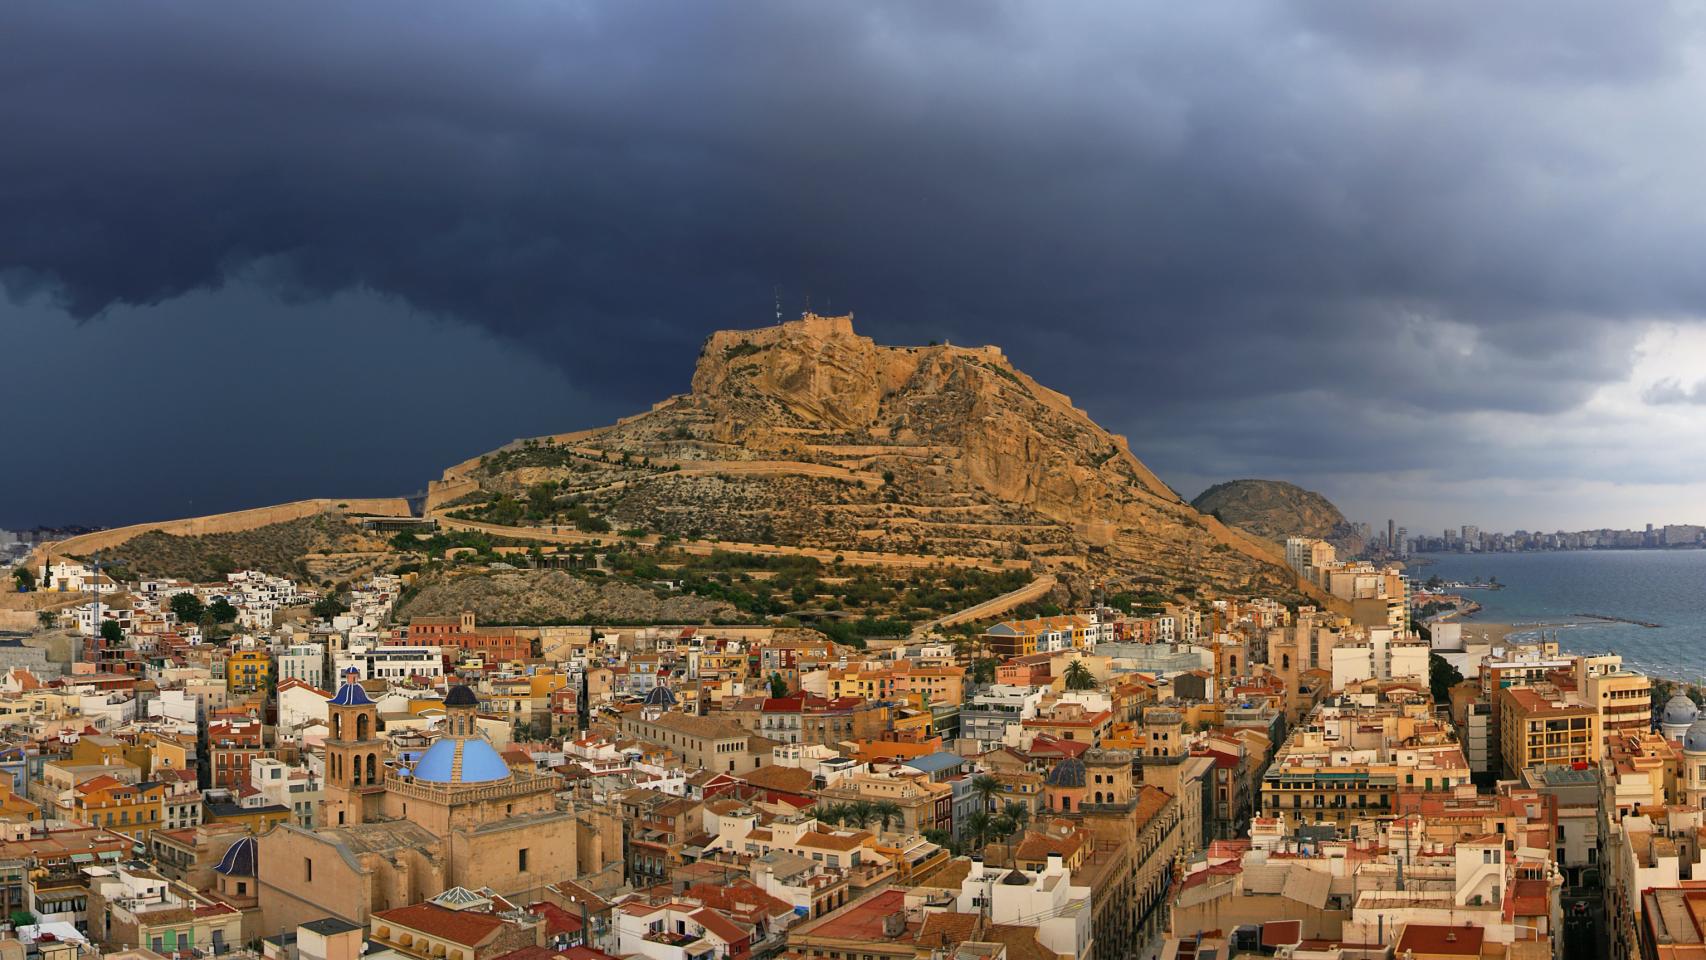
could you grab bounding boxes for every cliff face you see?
[1191,479,1365,555]
[458,314,1322,603]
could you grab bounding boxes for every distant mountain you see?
[435,314,1335,606]
[1191,479,1365,555]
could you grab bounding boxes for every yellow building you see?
[1576,659,1651,744]
[1498,684,1601,779]
[226,649,272,696]
[68,775,167,842]
[151,733,197,778]
[827,665,897,702]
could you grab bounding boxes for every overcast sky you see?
[6,2,1706,534]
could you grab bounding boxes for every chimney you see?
[969,856,985,881]
[1045,853,1064,877]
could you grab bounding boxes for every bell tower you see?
[322,667,384,826]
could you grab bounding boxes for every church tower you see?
[322,667,384,826]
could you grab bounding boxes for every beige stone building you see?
[259,677,600,932]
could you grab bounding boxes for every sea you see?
[1412,550,1706,680]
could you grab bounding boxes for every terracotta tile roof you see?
[375,903,508,947]
[690,908,750,944]
[795,829,865,852]
[738,765,815,795]
[918,912,978,948]
[1396,924,1485,957]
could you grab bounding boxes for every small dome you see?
[1685,719,1706,754]
[1665,695,1699,726]
[644,684,679,708]
[214,836,257,877]
[328,679,373,707]
[1000,869,1032,886]
[1045,757,1087,788]
[413,735,511,784]
[444,685,479,708]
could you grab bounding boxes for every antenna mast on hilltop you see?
[774,286,782,324]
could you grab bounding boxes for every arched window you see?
[357,714,370,740]
[367,753,377,783]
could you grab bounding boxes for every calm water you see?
[1413,550,1706,679]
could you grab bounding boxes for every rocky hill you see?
[437,314,1329,606]
[95,515,388,583]
[1191,479,1364,555]
[398,570,737,625]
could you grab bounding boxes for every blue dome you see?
[644,684,678,708]
[1665,696,1699,727]
[1684,718,1706,753]
[1045,757,1086,788]
[214,837,256,877]
[329,680,373,707]
[413,736,511,784]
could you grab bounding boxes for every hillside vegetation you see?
[90,515,379,582]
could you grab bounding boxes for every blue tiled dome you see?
[644,684,678,708]
[1686,719,1706,754]
[329,672,373,707]
[214,836,256,877]
[413,735,511,784]
[1045,757,1087,788]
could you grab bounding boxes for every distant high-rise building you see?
[1397,527,1408,557]
[1387,519,1397,552]
[1460,525,1479,552]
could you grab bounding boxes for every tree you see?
[963,811,992,851]
[970,658,998,686]
[99,619,124,645]
[36,611,55,629]
[815,803,846,826]
[971,774,1001,813]
[769,672,788,699]
[991,814,1017,842]
[11,567,34,592]
[1063,659,1097,691]
[1002,801,1031,835]
[1429,653,1464,705]
[873,800,902,833]
[208,598,238,624]
[312,595,348,621]
[845,801,875,829]
[169,593,205,623]
[922,828,959,856]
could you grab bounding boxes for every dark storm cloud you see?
[5,1,1706,528]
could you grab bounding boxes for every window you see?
[304,858,313,881]
[519,848,529,871]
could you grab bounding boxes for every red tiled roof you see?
[690,908,750,944]
[1395,924,1484,957]
[375,903,508,947]
[526,902,585,936]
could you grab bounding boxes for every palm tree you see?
[1063,659,1097,691]
[971,774,1001,813]
[991,814,1017,842]
[964,811,992,851]
[816,802,847,826]
[873,800,903,834]
[846,800,875,829]
[1002,801,1031,835]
